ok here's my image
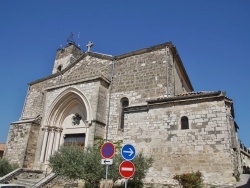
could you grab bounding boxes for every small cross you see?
[86,41,94,52]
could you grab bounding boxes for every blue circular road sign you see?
[121,144,136,160]
[101,142,115,159]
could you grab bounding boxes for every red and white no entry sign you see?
[119,160,135,178]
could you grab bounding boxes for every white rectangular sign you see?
[101,158,113,165]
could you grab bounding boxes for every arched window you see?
[181,116,189,129]
[120,97,129,130]
[57,65,62,72]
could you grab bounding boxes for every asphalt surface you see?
[236,174,250,188]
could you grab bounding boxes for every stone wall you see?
[23,122,41,168]
[50,55,112,89]
[240,149,250,173]
[22,82,46,119]
[123,96,236,185]
[96,81,109,124]
[4,121,40,167]
[107,46,193,141]
[113,49,168,100]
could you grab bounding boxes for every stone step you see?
[19,178,41,184]
[11,178,42,188]
[31,172,57,188]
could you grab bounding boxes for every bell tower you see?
[52,36,82,74]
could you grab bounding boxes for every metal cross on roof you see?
[86,41,94,52]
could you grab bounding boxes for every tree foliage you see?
[49,141,153,188]
[49,145,86,180]
[0,158,19,177]
[131,152,153,185]
[49,145,121,187]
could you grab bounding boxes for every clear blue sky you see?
[0,1,249,147]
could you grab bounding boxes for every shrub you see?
[235,173,240,182]
[0,158,19,177]
[173,171,203,188]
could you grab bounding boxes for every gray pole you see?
[105,59,115,188]
[125,179,128,188]
[106,59,115,142]
[105,165,109,188]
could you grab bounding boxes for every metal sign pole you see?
[124,179,128,188]
[105,59,115,188]
[105,165,108,188]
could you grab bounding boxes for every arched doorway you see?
[39,88,92,163]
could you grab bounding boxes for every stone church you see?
[4,39,241,186]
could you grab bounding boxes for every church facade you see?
[4,41,241,186]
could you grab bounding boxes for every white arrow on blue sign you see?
[121,144,136,160]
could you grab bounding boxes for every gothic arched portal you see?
[39,88,92,163]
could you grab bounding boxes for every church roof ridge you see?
[86,41,174,60]
[85,51,113,60]
[114,41,173,60]
[90,51,113,57]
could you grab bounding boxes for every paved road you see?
[236,174,250,188]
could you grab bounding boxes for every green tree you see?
[0,158,19,177]
[49,145,86,180]
[49,145,105,187]
[80,147,105,187]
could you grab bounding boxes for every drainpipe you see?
[106,59,115,142]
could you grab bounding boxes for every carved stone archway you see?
[39,88,92,164]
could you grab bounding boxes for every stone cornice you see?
[147,91,223,103]
[44,75,110,91]
[11,117,41,125]
[124,91,232,114]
